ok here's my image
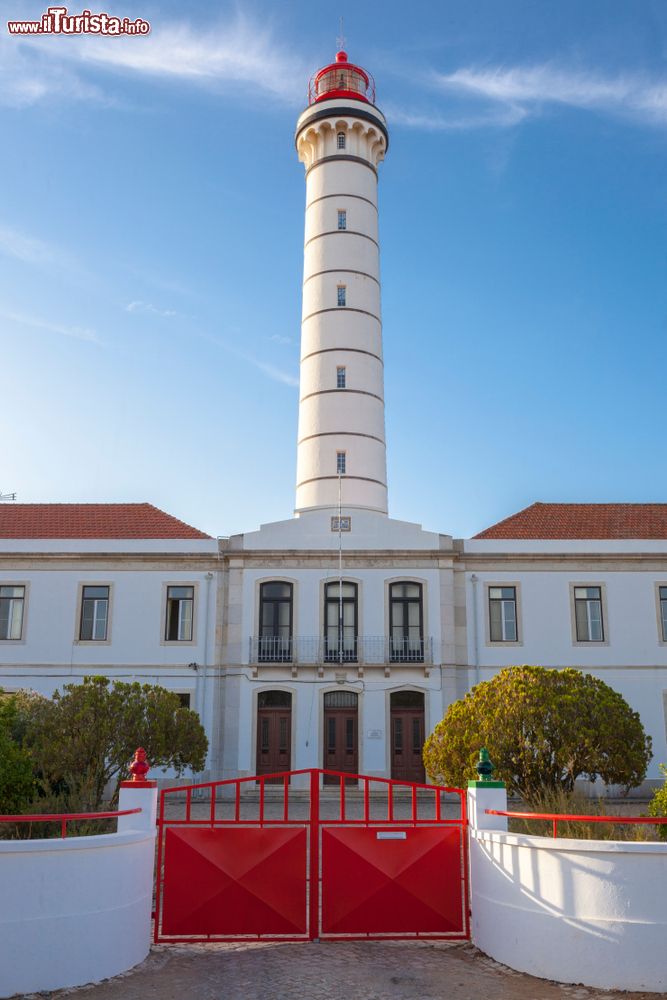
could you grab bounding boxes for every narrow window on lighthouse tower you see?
[336,366,346,389]
[337,285,346,307]
[337,209,347,230]
[337,131,346,149]
[336,451,346,475]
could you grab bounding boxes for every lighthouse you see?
[294,51,389,515]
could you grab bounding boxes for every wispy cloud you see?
[0,223,62,265]
[431,64,667,129]
[0,31,113,108]
[247,357,299,387]
[270,334,293,346]
[126,300,177,318]
[385,101,527,131]
[179,326,298,387]
[7,12,309,107]
[0,310,100,344]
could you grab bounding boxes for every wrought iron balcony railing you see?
[249,636,433,665]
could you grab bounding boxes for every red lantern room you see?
[308,50,376,106]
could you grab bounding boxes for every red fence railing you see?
[0,807,142,839]
[486,809,667,839]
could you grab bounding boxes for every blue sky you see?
[1,0,666,538]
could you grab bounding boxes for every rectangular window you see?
[337,285,346,307]
[337,209,347,230]
[389,581,424,661]
[258,581,293,662]
[324,581,358,662]
[488,586,518,642]
[176,693,191,709]
[0,585,25,640]
[79,585,109,641]
[165,585,194,641]
[337,131,346,149]
[336,366,346,388]
[336,451,346,474]
[660,586,667,641]
[574,586,604,642]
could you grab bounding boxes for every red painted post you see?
[309,769,320,940]
[553,818,558,838]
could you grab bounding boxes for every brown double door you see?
[390,691,425,783]
[256,691,291,782]
[323,691,358,784]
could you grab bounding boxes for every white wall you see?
[466,567,667,777]
[0,786,156,998]
[470,828,667,992]
[0,567,215,668]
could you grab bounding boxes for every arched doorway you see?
[256,690,292,781]
[390,690,425,782]
[323,690,358,783]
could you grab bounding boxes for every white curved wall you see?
[0,794,155,998]
[470,829,667,992]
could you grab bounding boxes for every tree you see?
[423,666,652,802]
[0,692,35,813]
[22,676,208,809]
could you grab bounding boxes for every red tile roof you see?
[474,502,667,540]
[0,503,212,540]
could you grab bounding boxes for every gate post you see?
[118,748,158,833]
[116,749,158,961]
[467,749,507,949]
[309,768,320,940]
[467,748,507,832]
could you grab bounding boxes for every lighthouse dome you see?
[308,50,376,105]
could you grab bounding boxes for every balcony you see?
[249,636,433,669]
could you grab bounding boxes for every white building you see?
[0,503,222,773]
[1,51,666,790]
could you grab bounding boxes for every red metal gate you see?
[154,768,468,943]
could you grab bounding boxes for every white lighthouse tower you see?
[295,51,389,515]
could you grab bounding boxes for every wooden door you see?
[323,692,358,784]
[256,691,292,782]
[390,692,425,783]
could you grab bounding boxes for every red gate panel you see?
[154,768,468,943]
[161,826,307,936]
[321,826,465,935]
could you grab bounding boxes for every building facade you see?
[1,52,666,791]
[0,504,222,774]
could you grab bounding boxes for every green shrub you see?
[423,665,652,803]
[647,764,667,840]
[0,692,35,815]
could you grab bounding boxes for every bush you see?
[648,764,667,840]
[0,692,35,814]
[423,665,652,803]
[21,676,208,809]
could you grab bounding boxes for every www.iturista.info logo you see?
[7,6,150,34]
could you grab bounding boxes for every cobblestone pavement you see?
[41,941,664,1000]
